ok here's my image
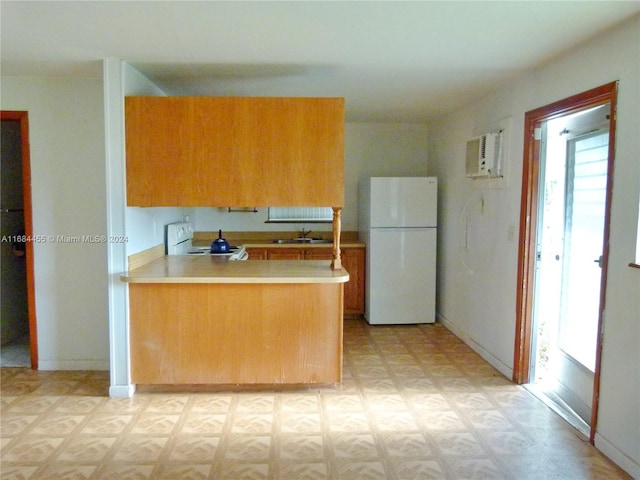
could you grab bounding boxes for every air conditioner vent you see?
[465,131,503,178]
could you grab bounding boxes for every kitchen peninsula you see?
[122,256,349,385]
[123,96,346,387]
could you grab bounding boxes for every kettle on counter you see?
[211,229,230,253]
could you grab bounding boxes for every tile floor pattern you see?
[1,336,30,368]
[0,319,631,480]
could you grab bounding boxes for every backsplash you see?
[192,207,333,234]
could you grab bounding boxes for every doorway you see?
[513,82,617,443]
[1,111,37,369]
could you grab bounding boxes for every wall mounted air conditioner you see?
[465,131,503,178]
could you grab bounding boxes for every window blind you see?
[267,207,333,222]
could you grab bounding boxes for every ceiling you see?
[2,1,639,122]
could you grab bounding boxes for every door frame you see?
[513,82,617,443]
[1,111,38,369]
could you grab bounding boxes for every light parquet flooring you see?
[0,319,631,479]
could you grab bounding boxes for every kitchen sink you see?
[272,238,332,244]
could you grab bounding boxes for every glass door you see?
[558,129,609,370]
[530,104,610,427]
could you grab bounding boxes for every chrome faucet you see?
[300,228,312,238]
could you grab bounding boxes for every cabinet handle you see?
[228,207,258,213]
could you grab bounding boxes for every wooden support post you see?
[331,207,343,270]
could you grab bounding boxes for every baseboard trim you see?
[38,360,109,371]
[109,383,136,398]
[436,312,512,379]
[594,432,640,479]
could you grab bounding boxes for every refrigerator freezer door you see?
[369,177,437,228]
[366,227,436,324]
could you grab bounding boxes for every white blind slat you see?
[268,207,333,222]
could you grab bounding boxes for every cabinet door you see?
[267,248,304,260]
[262,245,365,316]
[304,248,334,261]
[245,248,268,260]
[125,96,344,207]
[342,248,365,316]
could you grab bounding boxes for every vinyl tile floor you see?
[1,336,30,367]
[0,319,631,480]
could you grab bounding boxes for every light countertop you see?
[121,255,350,284]
[237,241,365,248]
[192,231,365,249]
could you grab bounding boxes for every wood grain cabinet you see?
[244,247,268,260]
[125,96,345,207]
[341,248,365,316]
[267,248,306,260]
[247,246,365,316]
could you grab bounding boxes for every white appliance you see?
[359,177,437,324]
[465,131,503,178]
[166,222,248,260]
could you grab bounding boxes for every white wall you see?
[429,16,640,477]
[1,76,109,369]
[345,123,430,229]
[194,122,430,233]
[103,61,193,396]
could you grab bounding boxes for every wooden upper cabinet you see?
[125,96,345,207]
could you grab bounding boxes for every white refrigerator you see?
[359,177,437,325]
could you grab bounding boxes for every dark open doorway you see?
[1,111,37,369]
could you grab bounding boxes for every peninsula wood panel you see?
[129,282,343,384]
[125,96,345,207]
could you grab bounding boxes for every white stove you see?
[166,222,248,260]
